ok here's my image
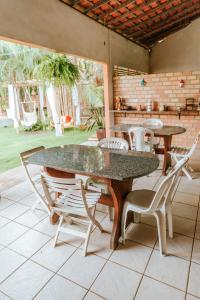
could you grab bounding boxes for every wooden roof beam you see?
[119,0,190,30]
[128,2,199,38]
[107,0,162,25]
[142,21,193,46]
[136,9,200,41]
[84,0,113,14]
[94,0,137,20]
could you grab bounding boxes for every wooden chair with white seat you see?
[41,173,103,256]
[85,137,129,221]
[168,131,200,180]
[121,156,188,256]
[20,146,50,214]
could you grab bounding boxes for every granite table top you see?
[110,124,186,137]
[28,144,159,181]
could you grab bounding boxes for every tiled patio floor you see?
[0,162,200,300]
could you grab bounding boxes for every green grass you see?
[0,127,93,173]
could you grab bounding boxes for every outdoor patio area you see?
[0,153,200,300]
[1,0,200,299]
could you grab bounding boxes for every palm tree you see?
[0,41,44,84]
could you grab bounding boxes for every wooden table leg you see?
[163,136,172,176]
[108,179,133,250]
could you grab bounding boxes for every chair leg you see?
[167,204,173,238]
[182,166,193,180]
[187,164,194,173]
[154,211,167,256]
[83,221,93,256]
[121,203,129,245]
[53,215,63,247]
[89,209,104,233]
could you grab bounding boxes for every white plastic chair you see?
[20,147,50,213]
[98,137,129,150]
[41,173,103,256]
[86,137,129,220]
[121,156,188,256]
[128,127,154,152]
[143,118,163,129]
[143,118,163,148]
[169,131,200,180]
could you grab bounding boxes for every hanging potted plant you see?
[86,106,106,140]
[34,54,80,136]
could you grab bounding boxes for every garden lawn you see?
[0,127,93,173]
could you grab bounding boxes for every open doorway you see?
[0,40,105,173]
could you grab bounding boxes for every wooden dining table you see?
[28,144,159,250]
[110,124,186,175]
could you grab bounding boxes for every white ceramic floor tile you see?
[173,216,196,238]
[195,222,200,239]
[177,182,200,195]
[59,249,106,289]
[192,239,200,264]
[9,229,50,258]
[155,233,193,260]
[0,260,53,300]
[34,217,58,237]
[32,239,76,272]
[172,202,198,220]
[186,294,200,300]
[19,193,39,207]
[95,211,106,224]
[84,292,105,300]
[0,248,26,283]
[2,187,31,201]
[80,218,113,259]
[135,276,185,300]
[15,209,47,228]
[126,223,158,248]
[0,203,28,220]
[0,222,28,246]
[173,191,199,207]
[91,261,141,300]
[57,222,87,248]
[188,262,200,297]
[145,249,190,291]
[0,291,10,300]
[35,274,87,300]
[0,216,9,229]
[0,198,15,211]
[110,240,152,273]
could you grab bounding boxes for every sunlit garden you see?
[0,40,105,173]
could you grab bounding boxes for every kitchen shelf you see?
[110,110,200,119]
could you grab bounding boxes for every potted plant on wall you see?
[86,106,106,140]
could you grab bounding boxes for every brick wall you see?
[113,71,200,148]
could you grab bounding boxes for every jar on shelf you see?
[147,100,152,112]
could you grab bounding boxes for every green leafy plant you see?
[34,54,80,87]
[85,106,105,131]
[24,120,50,132]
